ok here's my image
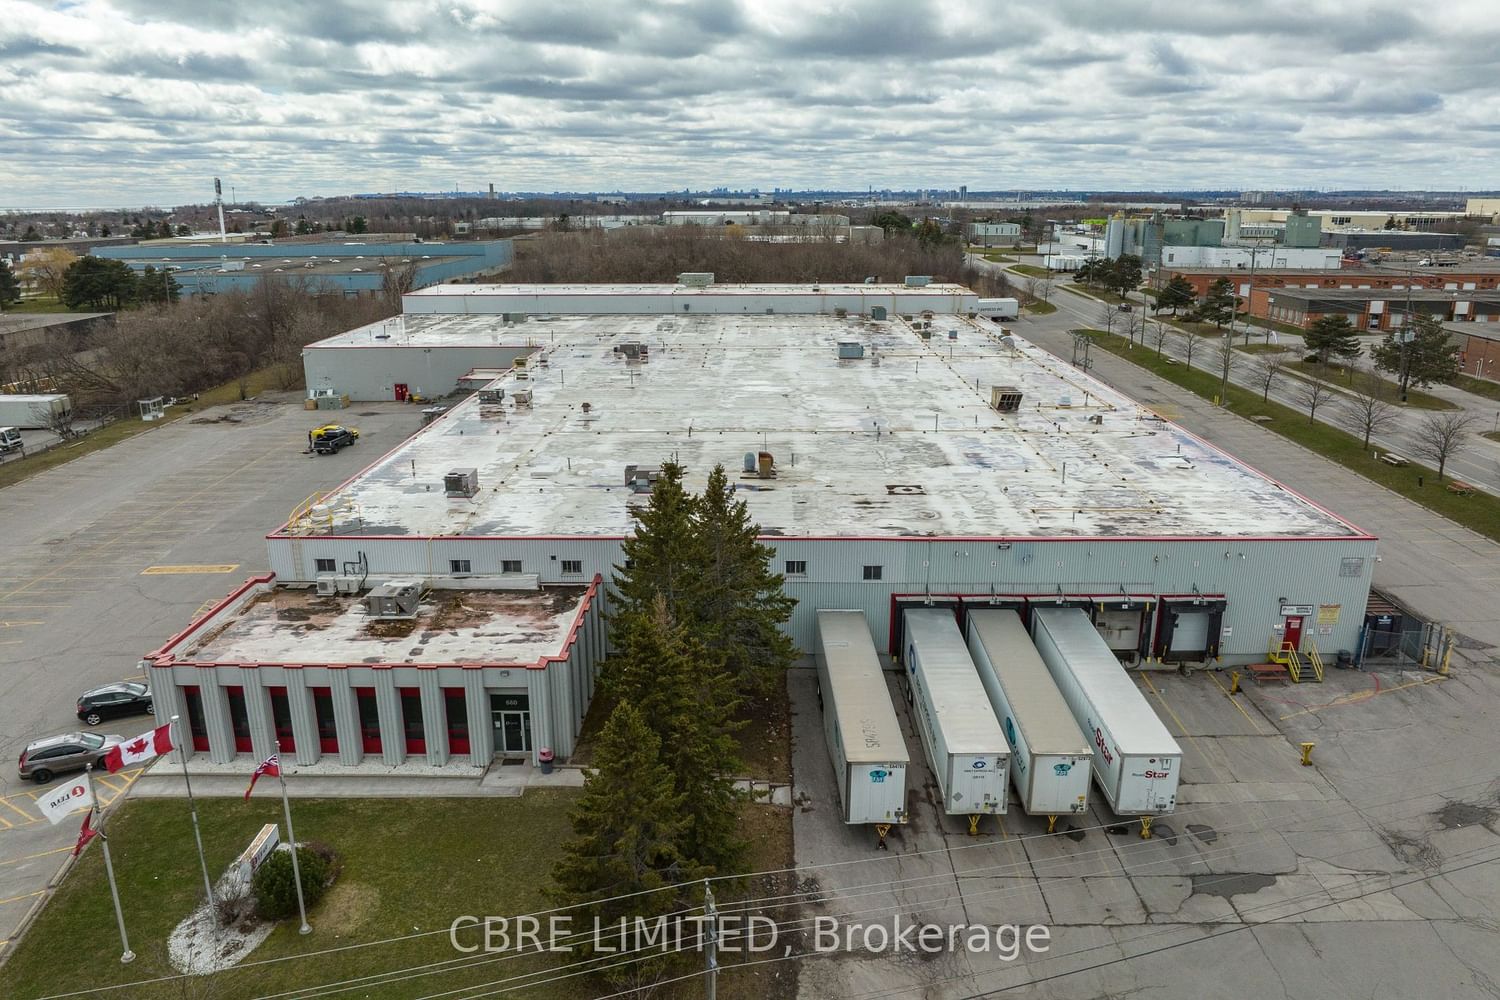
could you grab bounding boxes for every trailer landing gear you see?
[1139,816,1155,840]
[967,814,983,836]
[1046,815,1058,834]
[875,824,892,850]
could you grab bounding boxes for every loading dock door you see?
[1171,611,1210,653]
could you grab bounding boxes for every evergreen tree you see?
[1370,314,1462,394]
[136,265,182,305]
[612,462,704,625]
[551,702,698,963]
[1199,277,1237,328]
[1302,314,1362,366]
[60,257,137,310]
[1107,254,1142,298]
[692,465,798,694]
[604,596,745,876]
[0,262,20,310]
[1154,275,1195,315]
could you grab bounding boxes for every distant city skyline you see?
[2,0,1498,207]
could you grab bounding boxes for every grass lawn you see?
[1287,360,1456,411]
[1235,343,1291,355]
[6,296,74,313]
[966,248,1016,262]
[1236,314,1307,338]
[1484,431,1500,443]
[1025,300,1057,315]
[1007,263,1051,278]
[6,793,796,1000]
[1454,373,1500,403]
[0,363,299,491]
[1079,332,1500,542]
[1059,283,1129,305]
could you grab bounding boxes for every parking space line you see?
[0,814,13,829]
[0,795,38,823]
[1207,671,1266,735]
[0,890,46,907]
[140,564,241,575]
[0,846,71,869]
[1277,674,1446,722]
[0,621,45,628]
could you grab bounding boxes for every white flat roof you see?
[177,587,588,666]
[404,282,971,299]
[283,312,1363,540]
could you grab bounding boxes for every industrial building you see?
[89,239,513,297]
[147,282,1377,771]
[968,222,1022,245]
[1260,287,1500,331]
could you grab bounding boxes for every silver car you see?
[17,732,124,785]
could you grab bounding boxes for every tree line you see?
[1,279,395,406]
[551,463,796,991]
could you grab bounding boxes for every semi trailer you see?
[1030,607,1183,837]
[965,609,1093,831]
[815,610,909,845]
[902,608,1009,833]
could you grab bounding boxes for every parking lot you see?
[0,397,424,953]
[787,651,1500,998]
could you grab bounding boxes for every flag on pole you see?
[244,753,281,802]
[103,724,174,773]
[74,811,100,856]
[39,778,95,825]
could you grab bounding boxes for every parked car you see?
[309,424,359,455]
[18,732,124,784]
[1117,303,1134,312]
[77,682,154,726]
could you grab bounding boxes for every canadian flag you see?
[244,753,281,802]
[103,724,174,773]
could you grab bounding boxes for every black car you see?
[76,682,154,726]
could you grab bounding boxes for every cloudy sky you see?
[2,0,1498,208]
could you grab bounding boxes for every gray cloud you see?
[0,0,1494,207]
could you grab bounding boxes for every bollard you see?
[1229,671,1241,695]
[1299,742,1316,766]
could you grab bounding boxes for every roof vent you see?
[904,275,932,287]
[990,386,1023,413]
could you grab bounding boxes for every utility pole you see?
[703,880,719,1000]
[1219,330,1232,406]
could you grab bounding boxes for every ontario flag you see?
[74,811,99,857]
[244,753,281,802]
[103,724,174,773]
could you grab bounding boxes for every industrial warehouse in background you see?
[138,277,1377,777]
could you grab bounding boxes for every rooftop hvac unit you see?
[512,388,533,407]
[364,580,422,620]
[478,388,505,404]
[334,575,361,595]
[990,386,1023,413]
[625,463,662,493]
[837,341,864,359]
[315,576,337,596]
[613,341,649,361]
[677,271,715,287]
[445,468,480,498]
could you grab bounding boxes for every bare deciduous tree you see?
[1098,301,1118,336]
[1151,320,1171,358]
[1339,389,1398,449]
[1296,377,1338,424]
[1177,331,1201,370]
[1215,335,1240,388]
[1412,411,1479,480]
[1252,349,1291,401]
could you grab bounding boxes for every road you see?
[972,255,1500,494]
[0,398,423,956]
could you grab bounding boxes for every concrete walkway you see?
[130,757,587,798]
[1012,316,1500,653]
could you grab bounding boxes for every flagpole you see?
[171,714,218,924]
[275,740,312,934]
[85,764,134,963]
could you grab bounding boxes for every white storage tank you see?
[1030,608,1182,829]
[965,609,1092,828]
[815,611,909,834]
[901,608,1009,825]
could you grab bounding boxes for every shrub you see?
[252,845,334,921]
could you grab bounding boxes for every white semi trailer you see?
[975,297,1020,321]
[902,608,1009,833]
[0,393,70,429]
[815,611,909,846]
[965,609,1093,831]
[1030,607,1183,837]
